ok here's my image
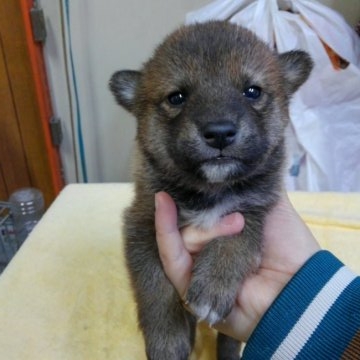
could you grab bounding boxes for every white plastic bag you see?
[186,0,360,191]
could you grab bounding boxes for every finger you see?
[181,212,245,253]
[155,192,192,297]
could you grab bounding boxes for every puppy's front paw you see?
[185,276,238,325]
[184,234,261,326]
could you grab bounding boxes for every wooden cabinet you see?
[0,0,63,207]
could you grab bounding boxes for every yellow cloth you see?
[288,191,360,273]
[0,184,359,360]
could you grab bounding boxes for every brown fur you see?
[110,21,312,360]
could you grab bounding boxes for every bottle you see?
[9,188,44,247]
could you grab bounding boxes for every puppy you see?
[110,21,312,360]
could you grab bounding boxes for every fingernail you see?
[223,213,242,226]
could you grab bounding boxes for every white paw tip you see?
[188,302,222,325]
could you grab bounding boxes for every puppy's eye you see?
[243,86,262,100]
[167,91,186,106]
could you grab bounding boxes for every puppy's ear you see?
[109,70,141,112]
[278,50,313,95]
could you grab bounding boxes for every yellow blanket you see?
[0,184,359,359]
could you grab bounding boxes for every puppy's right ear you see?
[109,70,141,112]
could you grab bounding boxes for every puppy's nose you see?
[202,121,237,150]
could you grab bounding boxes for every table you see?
[0,184,359,359]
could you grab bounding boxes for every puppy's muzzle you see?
[202,121,237,150]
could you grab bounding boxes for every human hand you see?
[155,191,320,342]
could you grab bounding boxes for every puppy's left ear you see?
[278,50,313,95]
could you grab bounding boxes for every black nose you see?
[202,121,237,150]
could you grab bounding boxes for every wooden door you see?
[0,0,63,207]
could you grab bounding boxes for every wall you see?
[40,0,360,183]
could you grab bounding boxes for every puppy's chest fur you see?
[179,196,240,229]
[172,184,274,229]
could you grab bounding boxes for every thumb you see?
[155,192,192,297]
[181,212,244,253]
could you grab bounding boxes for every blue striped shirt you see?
[243,251,360,359]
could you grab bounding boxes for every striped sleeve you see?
[242,250,360,359]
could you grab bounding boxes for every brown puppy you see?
[110,21,312,360]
